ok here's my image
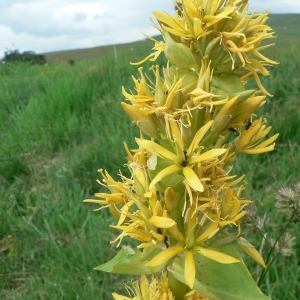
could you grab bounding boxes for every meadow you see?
[1,14,300,299]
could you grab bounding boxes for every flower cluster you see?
[112,272,174,300]
[85,0,279,298]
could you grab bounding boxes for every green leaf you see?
[211,87,256,104]
[168,243,271,300]
[211,75,245,93]
[95,246,167,275]
[164,32,198,68]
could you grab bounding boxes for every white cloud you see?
[0,0,299,58]
[0,0,173,56]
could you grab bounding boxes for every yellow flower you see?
[136,0,277,95]
[234,117,279,154]
[85,1,279,298]
[122,66,186,117]
[184,289,211,300]
[112,272,174,300]
[122,103,160,139]
[146,207,239,289]
[153,1,233,39]
[122,68,155,105]
[83,169,129,219]
[110,188,176,248]
[136,120,226,192]
[131,37,166,65]
[218,187,252,235]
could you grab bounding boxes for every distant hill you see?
[43,37,159,64]
[266,14,300,43]
[42,14,300,64]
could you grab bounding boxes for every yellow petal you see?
[187,120,213,156]
[138,241,156,249]
[189,149,226,165]
[169,118,184,150]
[230,211,247,223]
[254,126,272,141]
[182,166,203,192]
[140,275,149,298]
[252,48,278,65]
[195,219,219,244]
[194,247,240,264]
[94,192,124,200]
[242,144,275,154]
[165,187,177,212]
[112,292,131,300]
[149,164,181,190]
[168,224,185,244]
[136,138,177,161]
[165,78,183,110]
[185,250,196,289]
[246,65,272,96]
[83,199,108,205]
[149,216,176,228]
[153,10,184,32]
[251,133,279,150]
[237,237,266,268]
[193,18,203,36]
[248,58,269,76]
[150,230,164,242]
[117,200,135,226]
[146,244,184,267]
[224,174,245,187]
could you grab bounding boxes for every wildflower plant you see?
[84,0,281,299]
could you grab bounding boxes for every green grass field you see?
[1,13,300,299]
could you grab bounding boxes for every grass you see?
[1,14,300,299]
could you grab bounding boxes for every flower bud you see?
[122,102,160,139]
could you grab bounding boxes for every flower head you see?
[135,0,277,95]
[85,0,279,298]
[136,119,226,192]
[112,272,174,300]
[234,118,279,154]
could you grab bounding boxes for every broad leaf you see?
[211,87,256,104]
[211,74,245,93]
[95,246,166,275]
[168,242,271,300]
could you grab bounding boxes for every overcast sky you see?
[0,0,299,57]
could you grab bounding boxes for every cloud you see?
[0,0,299,57]
[72,12,88,23]
[0,0,173,55]
[0,1,105,36]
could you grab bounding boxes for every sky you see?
[0,0,299,58]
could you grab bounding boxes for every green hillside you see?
[43,37,157,64]
[267,13,300,43]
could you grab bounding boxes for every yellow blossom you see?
[136,120,226,192]
[234,118,279,154]
[131,37,166,65]
[112,272,174,300]
[146,209,239,289]
[84,1,279,298]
